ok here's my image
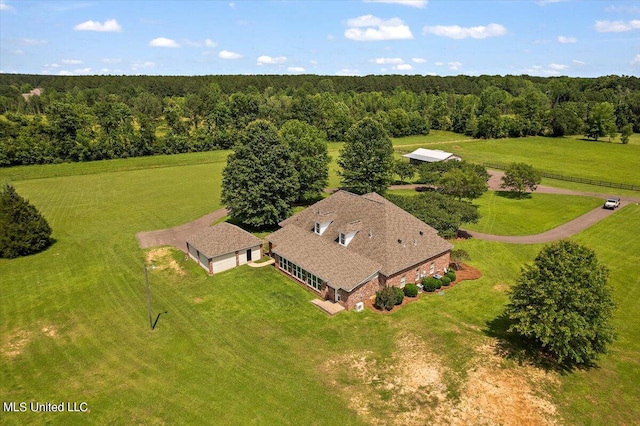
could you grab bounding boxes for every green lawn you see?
[463,191,604,236]
[1,150,639,424]
[392,132,640,186]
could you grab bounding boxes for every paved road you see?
[136,208,228,253]
[136,170,640,251]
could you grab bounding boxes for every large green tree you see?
[278,120,330,202]
[586,102,617,141]
[385,192,479,238]
[505,240,615,365]
[338,117,394,195]
[439,167,488,201]
[221,120,299,228]
[500,162,542,198]
[0,183,53,258]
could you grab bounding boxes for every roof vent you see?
[369,229,373,238]
[413,239,417,246]
[419,230,424,236]
[398,238,402,244]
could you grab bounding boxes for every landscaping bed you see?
[366,263,482,314]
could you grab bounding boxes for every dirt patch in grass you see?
[146,247,186,276]
[493,283,510,292]
[2,324,60,359]
[325,334,560,426]
[2,330,33,358]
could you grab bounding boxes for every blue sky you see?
[1,0,639,77]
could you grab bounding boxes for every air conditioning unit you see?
[355,302,364,312]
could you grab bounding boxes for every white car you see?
[603,198,620,210]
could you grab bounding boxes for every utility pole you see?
[145,265,153,330]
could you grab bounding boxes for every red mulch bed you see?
[366,263,482,314]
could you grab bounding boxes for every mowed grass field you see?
[0,137,639,424]
[392,131,640,187]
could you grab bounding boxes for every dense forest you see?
[0,73,638,167]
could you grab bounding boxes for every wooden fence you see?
[482,162,640,192]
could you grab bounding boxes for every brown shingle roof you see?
[270,190,452,287]
[269,225,380,291]
[186,222,263,259]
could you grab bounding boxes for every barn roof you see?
[402,148,460,163]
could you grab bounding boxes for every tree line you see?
[1,73,639,167]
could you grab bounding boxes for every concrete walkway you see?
[311,299,345,315]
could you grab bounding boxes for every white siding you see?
[237,250,247,265]
[250,246,261,261]
[211,251,237,274]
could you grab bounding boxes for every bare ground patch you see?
[324,334,560,426]
[146,247,186,276]
[2,324,60,359]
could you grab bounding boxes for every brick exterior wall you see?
[340,276,381,310]
[380,251,451,288]
[271,250,450,311]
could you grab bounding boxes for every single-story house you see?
[267,190,452,310]
[186,222,263,275]
[402,148,462,165]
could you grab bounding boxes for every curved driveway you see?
[461,170,640,244]
[137,170,640,251]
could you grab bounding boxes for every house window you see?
[400,275,406,288]
[314,222,321,234]
[430,262,435,274]
[339,232,346,246]
[277,255,323,292]
[415,269,420,282]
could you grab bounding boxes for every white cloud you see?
[335,68,360,76]
[345,15,413,41]
[558,35,576,43]
[448,61,463,71]
[229,2,235,8]
[363,0,427,8]
[572,60,585,66]
[218,50,243,59]
[287,66,305,73]
[18,38,48,45]
[372,57,404,64]
[61,59,83,65]
[327,34,335,40]
[631,54,640,66]
[0,1,15,11]
[58,67,93,76]
[182,38,217,48]
[434,61,444,66]
[595,20,640,32]
[423,23,507,39]
[131,61,156,71]
[149,37,180,48]
[605,5,640,14]
[74,19,122,32]
[257,55,287,65]
[309,60,318,66]
[549,63,568,70]
[396,63,413,70]
[412,57,426,63]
